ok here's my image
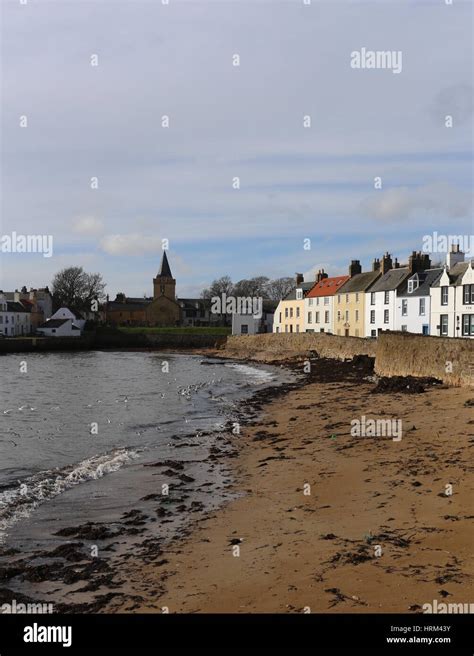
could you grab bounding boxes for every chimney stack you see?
[381,252,393,275]
[295,273,304,285]
[446,244,464,269]
[315,269,328,283]
[349,260,362,277]
[372,257,380,272]
[409,251,431,275]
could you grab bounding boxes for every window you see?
[296,307,300,318]
[408,278,419,294]
[345,310,349,321]
[440,314,448,335]
[419,298,425,316]
[355,293,359,302]
[307,312,312,324]
[316,297,320,306]
[355,310,359,322]
[462,314,474,336]
[384,309,389,324]
[296,289,303,300]
[370,310,375,324]
[315,312,320,323]
[337,311,341,321]
[370,292,375,306]
[402,299,407,316]
[346,294,349,303]
[285,308,288,318]
[325,311,329,323]
[241,325,248,334]
[371,329,376,337]
[463,285,474,305]
[308,298,313,306]
[324,297,329,305]
[441,286,448,306]
[338,295,341,304]
[401,325,407,332]
[384,291,390,305]
[290,308,293,318]
[279,312,282,322]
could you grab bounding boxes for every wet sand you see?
[110,356,474,613]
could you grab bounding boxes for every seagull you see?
[3,409,13,415]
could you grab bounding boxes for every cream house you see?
[273,274,314,333]
[334,261,380,337]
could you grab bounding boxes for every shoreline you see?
[107,354,473,613]
[1,353,472,614]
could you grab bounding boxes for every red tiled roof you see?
[306,275,350,298]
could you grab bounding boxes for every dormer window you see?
[407,278,419,294]
[296,289,303,300]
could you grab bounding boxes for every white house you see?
[0,294,31,336]
[36,307,85,338]
[430,248,474,338]
[49,307,86,330]
[395,268,443,335]
[232,300,278,335]
[36,318,82,338]
[365,252,431,337]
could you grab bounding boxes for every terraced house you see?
[273,274,314,333]
[334,260,380,337]
[304,271,349,334]
[430,247,474,338]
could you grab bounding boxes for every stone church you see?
[106,252,181,327]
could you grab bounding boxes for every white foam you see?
[225,363,274,384]
[0,448,139,542]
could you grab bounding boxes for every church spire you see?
[157,251,172,278]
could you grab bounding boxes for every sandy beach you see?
[109,355,474,614]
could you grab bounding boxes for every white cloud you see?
[73,216,104,236]
[100,234,165,256]
[360,183,472,223]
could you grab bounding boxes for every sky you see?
[0,0,473,299]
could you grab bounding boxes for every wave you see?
[224,362,275,383]
[0,448,139,542]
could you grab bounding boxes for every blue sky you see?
[1,0,472,298]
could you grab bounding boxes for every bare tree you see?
[233,276,270,298]
[201,275,234,300]
[51,266,106,313]
[266,277,295,301]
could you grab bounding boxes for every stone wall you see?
[224,332,473,387]
[375,331,473,387]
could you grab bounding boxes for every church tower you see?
[153,251,176,300]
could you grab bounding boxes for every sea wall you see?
[375,331,473,387]
[224,332,377,362]
[224,332,473,387]
[0,332,226,354]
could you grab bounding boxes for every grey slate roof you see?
[338,271,381,294]
[38,319,69,328]
[283,281,314,301]
[398,268,443,297]
[432,261,471,287]
[368,267,410,293]
[6,301,30,313]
